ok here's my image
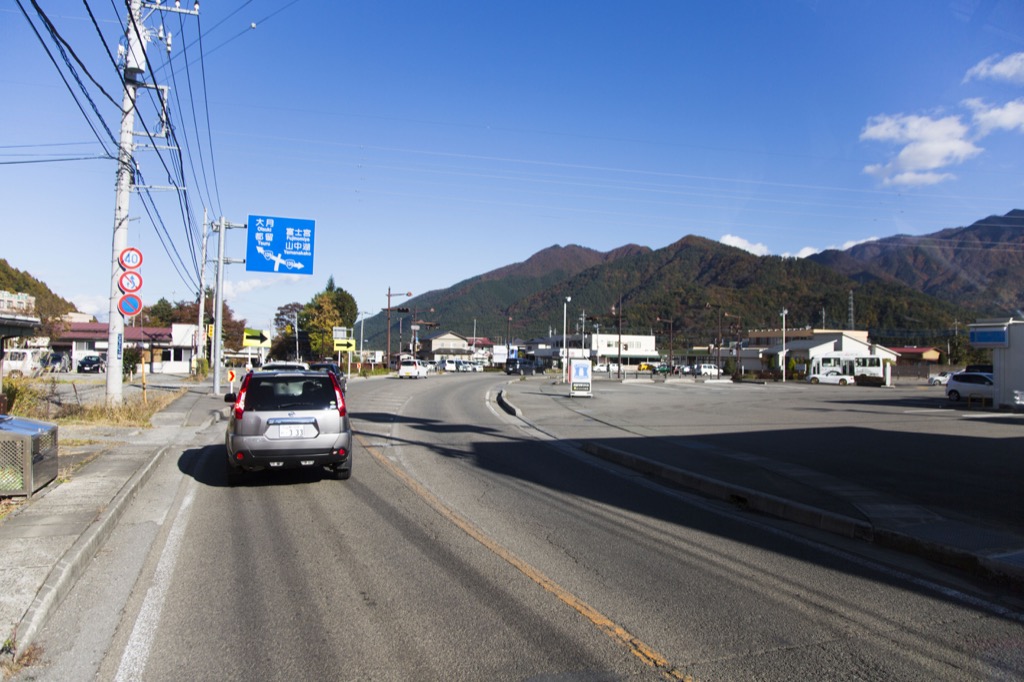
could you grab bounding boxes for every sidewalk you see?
[0,380,228,658]
[498,378,1024,591]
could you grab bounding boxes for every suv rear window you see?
[246,375,338,411]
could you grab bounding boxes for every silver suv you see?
[224,370,352,482]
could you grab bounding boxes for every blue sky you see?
[3,1,1024,333]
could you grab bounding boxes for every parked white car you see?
[397,359,428,379]
[945,372,993,402]
[928,371,953,386]
[806,370,854,385]
[696,363,721,377]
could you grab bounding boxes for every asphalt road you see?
[17,373,1024,681]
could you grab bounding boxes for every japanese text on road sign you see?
[246,215,315,275]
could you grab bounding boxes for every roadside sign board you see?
[333,338,356,352]
[569,359,593,398]
[242,328,271,348]
[332,327,349,340]
[118,271,143,293]
[118,247,143,270]
[246,215,315,275]
[118,293,143,317]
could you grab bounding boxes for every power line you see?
[15,0,117,155]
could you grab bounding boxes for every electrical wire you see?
[15,0,117,155]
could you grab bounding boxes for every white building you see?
[969,319,1024,409]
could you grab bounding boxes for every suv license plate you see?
[279,425,305,438]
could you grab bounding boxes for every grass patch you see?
[4,378,185,427]
[54,388,184,427]
[1,641,42,678]
[0,497,25,524]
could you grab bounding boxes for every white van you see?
[696,363,721,378]
[1,348,45,377]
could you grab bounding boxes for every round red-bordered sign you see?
[118,270,143,293]
[118,293,143,317]
[119,247,143,270]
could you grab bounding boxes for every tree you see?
[305,291,340,359]
[146,298,175,326]
[324,276,357,328]
[273,302,305,335]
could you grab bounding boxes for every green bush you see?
[123,348,142,378]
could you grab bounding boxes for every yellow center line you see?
[358,433,694,681]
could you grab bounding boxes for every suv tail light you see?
[329,372,347,416]
[233,372,252,420]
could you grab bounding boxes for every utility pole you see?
[105,0,144,405]
[195,208,209,367]
[105,0,199,404]
[211,217,245,395]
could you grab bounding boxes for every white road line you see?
[114,480,197,682]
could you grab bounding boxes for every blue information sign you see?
[246,215,315,275]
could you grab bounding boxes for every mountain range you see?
[358,210,1023,350]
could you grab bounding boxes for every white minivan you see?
[1,348,44,377]
[696,363,721,377]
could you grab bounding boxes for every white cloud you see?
[964,97,1024,135]
[788,237,878,259]
[860,113,981,186]
[964,52,1024,84]
[71,294,108,321]
[720,234,769,256]
[223,275,304,301]
[839,237,879,250]
[862,53,1024,187]
[792,247,820,258]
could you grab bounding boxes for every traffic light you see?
[393,307,410,313]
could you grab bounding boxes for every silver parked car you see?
[224,370,352,482]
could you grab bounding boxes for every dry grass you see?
[0,497,25,524]
[1,642,42,678]
[54,387,184,426]
[4,380,185,427]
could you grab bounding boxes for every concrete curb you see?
[8,401,223,657]
[579,441,1024,590]
[496,389,520,417]
[580,441,873,540]
[12,440,169,655]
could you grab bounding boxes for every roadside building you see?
[420,330,474,365]
[968,319,1024,409]
[746,328,898,378]
[54,322,199,373]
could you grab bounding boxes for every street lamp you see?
[724,312,742,377]
[562,296,572,381]
[357,311,373,366]
[781,307,788,383]
[657,316,674,368]
[612,294,623,379]
[385,287,412,369]
[706,302,723,373]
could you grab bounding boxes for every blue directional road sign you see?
[246,215,315,275]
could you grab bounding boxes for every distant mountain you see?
[504,235,963,346]
[363,233,967,351]
[360,243,650,345]
[809,209,1024,316]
